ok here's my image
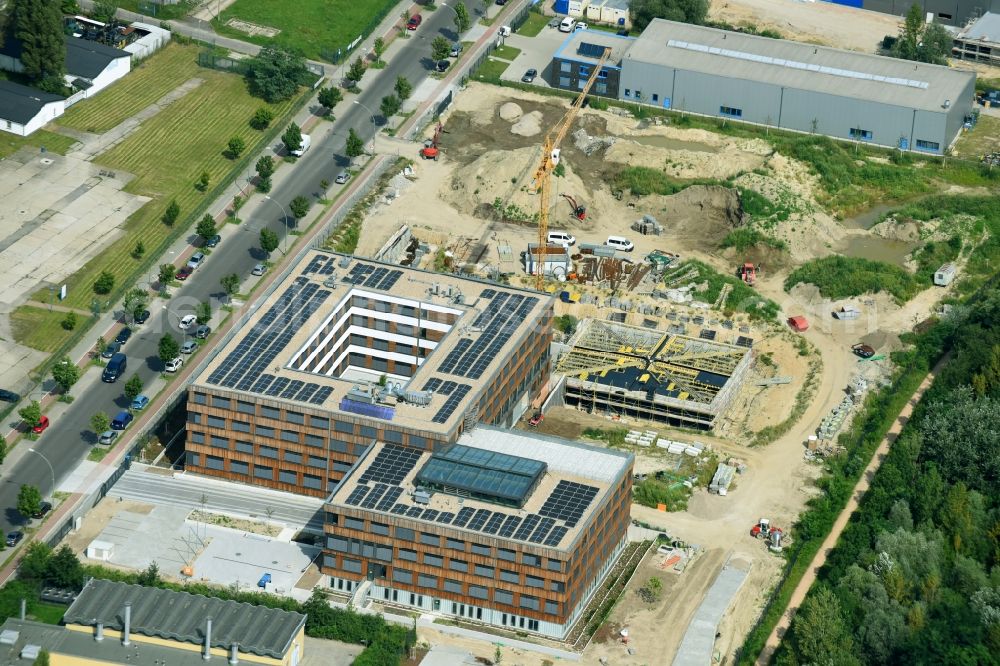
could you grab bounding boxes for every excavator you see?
[738,262,759,287]
[420,122,444,160]
[562,193,587,221]
[531,47,611,289]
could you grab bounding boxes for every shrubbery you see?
[784,256,921,303]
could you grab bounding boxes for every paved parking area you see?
[92,505,200,573]
[192,525,320,595]
[500,25,574,86]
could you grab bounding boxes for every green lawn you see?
[214,0,398,61]
[474,57,512,83]
[0,130,76,160]
[10,306,81,353]
[119,0,195,20]
[30,602,67,625]
[518,12,551,37]
[494,45,521,61]
[30,44,302,313]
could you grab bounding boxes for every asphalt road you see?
[0,3,474,534]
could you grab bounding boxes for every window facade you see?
[849,127,873,141]
[720,106,743,118]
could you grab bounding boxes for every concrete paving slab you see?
[672,555,752,666]
[94,505,198,573]
[191,526,320,595]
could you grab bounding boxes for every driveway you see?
[499,25,574,86]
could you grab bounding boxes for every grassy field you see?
[10,306,81,353]
[32,43,301,312]
[518,12,551,37]
[474,57,512,83]
[118,0,195,20]
[494,45,521,61]
[214,0,397,61]
[59,44,204,134]
[30,602,67,625]
[0,129,76,160]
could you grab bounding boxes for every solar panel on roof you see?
[345,485,370,506]
[544,525,569,547]
[436,511,455,524]
[360,484,388,509]
[391,504,409,515]
[498,515,521,538]
[482,512,505,535]
[539,480,599,528]
[268,377,290,396]
[296,383,320,403]
[513,514,540,541]
[453,506,476,527]
[281,379,305,399]
[421,509,440,522]
[467,509,491,531]
[406,506,423,517]
[311,386,333,405]
[736,336,753,348]
[577,42,607,58]
[699,329,717,341]
[431,384,470,423]
[358,445,422,485]
[341,397,395,421]
[376,486,404,511]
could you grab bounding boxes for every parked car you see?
[251,263,266,276]
[165,357,183,373]
[111,411,133,430]
[522,68,538,83]
[101,341,121,359]
[131,395,150,411]
[195,324,211,339]
[134,309,150,325]
[98,430,119,445]
[407,14,422,30]
[574,21,588,31]
[179,314,197,330]
[605,235,635,252]
[0,389,20,403]
[616,27,629,36]
[528,412,544,427]
[180,340,198,354]
[205,234,221,248]
[32,501,52,520]
[559,17,575,32]
[187,252,205,270]
[115,327,132,345]
[102,352,127,383]
[6,531,23,547]
[548,16,561,29]
[495,0,507,5]
[335,171,350,185]
[31,415,50,434]
[852,343,876,359]
[291,134,312,157]
[175,268,192,281]
[450,43,462,57]
[436,59,449,72]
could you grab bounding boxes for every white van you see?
[606,235,634,252]
[291,134,311,157]
[559,17,575,32]
[547,231,576,246]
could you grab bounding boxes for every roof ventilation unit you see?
[413,488,432,504]
[338,256,351,268]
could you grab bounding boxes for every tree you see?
[318,86,342,115]
[788,586,859,666]
[196,170,210,192]
[394,75,413,101]
[19,401,41,429]
[61,311,77,331]
[380,94,401,119]
[373,37,387,64]
[0,434,7,465]
[158,263,177,284]
[93,270,115,295]
[61,0,81,14]
[9,0,67,92]
[124,288,148,321]
[431,36,451,61]
[124,374,144,403]
[892,4,950,65]
[196,301,212,325]
[162,199,180,225]
[245,47,306,103]
[302,589,337,632]
[33,650,50,666]
[283,122,303,153]
[346,128,366,158]
[918,387,1000,494]
[17,484,42,520]
[257,176,272,194]
[494,644,503,665]
[19,542,52,582]
[158,334,179,364]
[95,336,108,356]
[453,2,471,32]
[250,107,274,130]
[259,228,280,257]
[256,154,276,179]
[92,1,117,23]
[132,239,145,258]
[346,57,366,84]
[221,273,240,297]
[196,214,216,240]
[227,135,245,159]
[137,561,161,587]
[90,411,110,435]
[630,0,708,31]
[52,357,80,393]
[290,195,311,220]
[47,545,83,589]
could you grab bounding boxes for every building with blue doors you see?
[827,0,999,27]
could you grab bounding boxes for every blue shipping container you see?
[554,0,570,14]
[823,0,863,7]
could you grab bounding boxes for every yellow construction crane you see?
[532,47,611,290]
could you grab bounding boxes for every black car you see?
[0,389,19,403]
[436,59,449,72]
[205,234,221,248]
[115,327,132,345]
[31,501,52,520]
[134,309,150,325]
[616,27,629,36]
[6,531,23,547]
[195,324,211,339]
[522,68,538,83]
[495,0,507,4]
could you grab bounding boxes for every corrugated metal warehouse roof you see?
[958,11,1000,42]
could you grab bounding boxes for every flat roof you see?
[63,579,305,660]
[554,29,634,67]
[624,19,974,113]
[959,12,1000,43]
[328,427,632,552]
[415,443,548,507]
[194,251,552,434]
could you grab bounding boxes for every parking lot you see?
[500,23,573,86]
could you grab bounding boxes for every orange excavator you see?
[739,262,759,286]
[420,122,444,160]
[562,194,587,221]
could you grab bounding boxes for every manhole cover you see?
[40,158,53,165]
[235,552,242,557]
[272,560,279,565]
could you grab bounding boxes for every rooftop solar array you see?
[415,444,547,506]
[341,262,403,290]
[538,480,600,528]
[206,278,331,396]
[357,445,422,485]
[302,255,337,276]
[437,291,538,380]
[578,42,608,58]
[735,336,754,348]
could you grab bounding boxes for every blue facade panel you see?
[554,0,570,13]
[823,0,864,7]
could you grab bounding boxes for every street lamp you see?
[28,448,56,496]
[264,195,289,255]
[353,100,377,153]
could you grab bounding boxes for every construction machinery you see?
[531,46,611,289]
[562,193,587,220]
[738,262,758,286]
[420,122,444,160]
[750,518,782,541]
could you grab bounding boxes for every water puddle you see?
[839,235,919,267]
[628,135,719,153]
[840,204,897,230]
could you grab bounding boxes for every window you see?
[634,90,642,100]
[495,590,513,605]
[205,455,224,470]
[330,440,348,454]
[237,400,255,414]
[598,68,608,79]
[652,93,659,102]
[550,580,565,593]
[371,522,390,536]
[392,569,412,584]
[545,600,559,614]
[559,76,571,88]
[448,560,468,573]
[332,461,352,473]
[469,585,489,600]
[259,445,278,459]
[344,517,365,530]
[188,413,201,424]
[526,575,544,588]
[471,543,491,557]
[915,139,940,151]
[396,527,415,541]
[849,127,873,141]
[560,61,571,73]
[235,440,253,453]
[359,426,378,440]
[446,538,465,551]
[424,553,443,567]
[189,453,200,467]
[190,432,205,444]
[547,559,563,572]
[418,573,437,588]
[303,474,321,489]
[595,82,607,95]
[335,420,355,435]
[281,430,300,443]
[384,430,403,443]
[192,392,207,405]
[310,416,329,429]
[375,545,392,561]
[261,406,280,419]
[474,564,494,578]
[522,553,540,566]
[308,455,327,469]
[210,435,228,449]
[328,535,349,553]
[342,558,362,574]
[233,421,251,433]
[720,106,743,118]
[528,619,538,631]
[284,450,302,464]
[624,88,631,98]
[286,411,304,424]
[520,595,539,611]
[444,579,462,594]
[253,465,273,480]
[578,66,590,77]
[230,460,249,475]
[256,426,275,438]
[211,396,230,409]
[207,415,225,428]
[420,533,440,547]
[498,548,516,562]
[410,435,426,449]
[500,570,519,584]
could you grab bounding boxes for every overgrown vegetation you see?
[324,158,409,253]
[582,427,628,448]
[784,256,922,303]
[613,166,719,196]
[666,259,780,322]
[721,227,787,253]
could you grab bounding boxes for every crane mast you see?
[533,47,611,290]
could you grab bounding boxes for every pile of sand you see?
[498,102,523,121]
[510,110,542,137]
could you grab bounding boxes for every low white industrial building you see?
[0,81,65,137]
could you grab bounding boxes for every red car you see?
[407,14,422,30]
[31,415,50,434]
[528,412,543,427]
[176,268,192,281]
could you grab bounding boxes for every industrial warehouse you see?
[323,427,633,638]
[551,18,976,152]
[185,251,554,497]
[554,319,752,430]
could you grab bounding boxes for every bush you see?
[93,271,115,295]
[245,47,307,102]
[720,227,787,252]
[250,107,274,130]
[162,199,180,226]
[613,166,719,196]
[61,312,77,330]
[784,256,921,303]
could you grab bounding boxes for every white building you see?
[0,81,65,136]
[0,36,130,101]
